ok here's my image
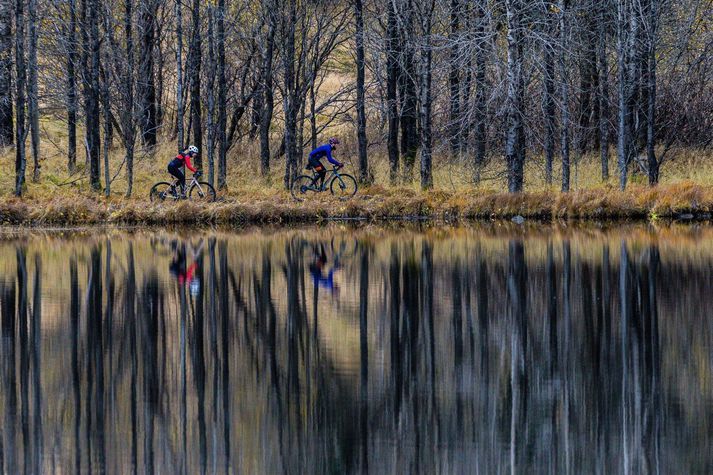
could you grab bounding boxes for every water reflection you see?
[0,225,711,473]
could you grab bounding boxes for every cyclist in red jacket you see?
[168,145,199,197]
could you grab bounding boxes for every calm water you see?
[0,224,711,474]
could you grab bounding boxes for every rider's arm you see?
[184,155,197,173]
[325,146,342,167]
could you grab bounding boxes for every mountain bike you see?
[150,171,217,203]
[290,166,358,202]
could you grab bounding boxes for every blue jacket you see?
[309,144,341,166]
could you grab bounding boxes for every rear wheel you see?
[291,175,318,202]
[150,182,176,202]
[189,182,217,203]
[330,173,358,200]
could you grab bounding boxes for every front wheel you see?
[189,182,217,202]
[330,173,358,200]
[150,182,176,202]
[291,175,318,202]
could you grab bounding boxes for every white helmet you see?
[188,145,199,155]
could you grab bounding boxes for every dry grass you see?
[3,181,713,226]
[2,115,713,225]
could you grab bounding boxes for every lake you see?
[0,224,711,474]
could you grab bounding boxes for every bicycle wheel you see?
[189,182,217,203]
[291,175,319,202]
[150,182,176,202]
[330,173,358,200]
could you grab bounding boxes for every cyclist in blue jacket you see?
[307,137,343,189]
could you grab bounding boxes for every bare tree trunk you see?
[560,0,571,192]
[617,0,630,190]
[309,79,316,150]
[124,0,135,197]
[14,0,27,196]
[216,0,227,188]
[67,0,78,172]
[282,0,298,189]
[355,0,369,184]
[102,7,111,196]
[399,5,419,183]
[87,0,102,191]
[175,0,184,150]
[386,0,399,184]
[259,3,275,178]
[297,91,306,167]
[28,0,39,182]
[598,3,610,182]
[80,0,88,171]
[473,0,487,183]
[505,0,524,193]
[155,30,164,129]
[448,0,461,160]
[543,29,556,186]
[206,7,216,187]
[188,0,202,169]
[461,3,473,156]
[646,0,659,185]
[250,69,262,140]
[138,0,158,147]
[0,0,11,147]
[419,0,435,189]
[578,12,599,155]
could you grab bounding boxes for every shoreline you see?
[2,182,712,226]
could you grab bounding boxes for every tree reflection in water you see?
[0,225,710,473]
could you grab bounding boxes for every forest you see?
[0,0,711,200]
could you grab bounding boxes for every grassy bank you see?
[3,118,713,226]
[2,181,713,226]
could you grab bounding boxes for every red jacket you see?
[176,153,197,173]
[178,262,197,285]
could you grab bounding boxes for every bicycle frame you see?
[171,175,204,194]
[310,168,343,191]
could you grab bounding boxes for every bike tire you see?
[150,182,176,202]
[189,182,217,203]
[330,173,358,200]
[291,175,318,202]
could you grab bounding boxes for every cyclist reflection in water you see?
[309,243,341,297]
[169,239,203,296]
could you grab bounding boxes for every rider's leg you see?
[175,168,186,195]
[168,163,183,195]
[316,162,326,189]
[168,163,186,194]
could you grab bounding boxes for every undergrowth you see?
[2,181,712,226]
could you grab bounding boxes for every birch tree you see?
[505,0,525,193]
[417,0,435,189]
[188,0,202,168]
[282,0,298,188]
[123,0,137,196]
[28,0,39,181]
[174,0,184,149]
[560,0,571,192]
[67,0,78,172]
[216,0,227,189]
[15,0,27,196]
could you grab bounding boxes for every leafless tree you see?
[0,0,12,146]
